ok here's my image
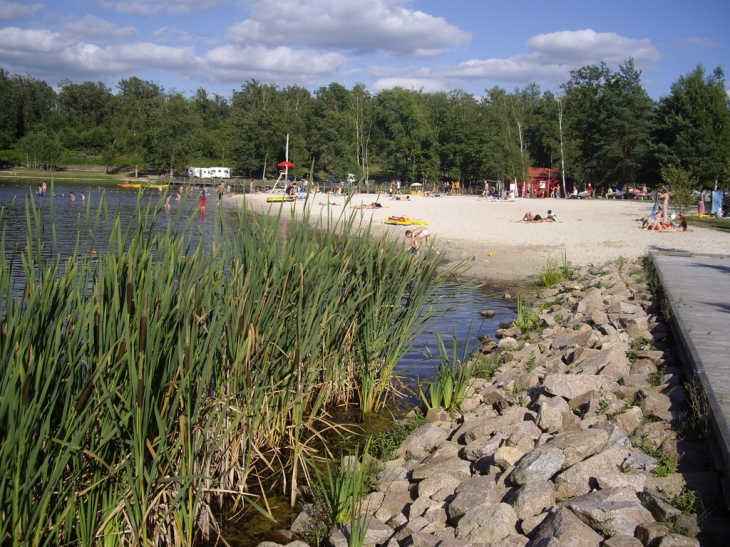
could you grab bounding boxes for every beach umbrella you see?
[410,182,423,187]
[278,161,295,168]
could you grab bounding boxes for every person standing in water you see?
[199,185,206,211]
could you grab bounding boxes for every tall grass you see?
[0,192,451,545]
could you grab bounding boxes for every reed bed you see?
[0,191,452,546]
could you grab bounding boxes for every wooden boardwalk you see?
[652,252,730,475]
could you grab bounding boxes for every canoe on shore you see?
[117,183,141,189]
[384,216,428,226]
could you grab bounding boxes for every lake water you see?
[0,180,514,380]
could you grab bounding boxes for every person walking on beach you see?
[404,227,431,252]
[199,185,206,211]
[218,182,225,204]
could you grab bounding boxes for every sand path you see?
[230,192,729,287]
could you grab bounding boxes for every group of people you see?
[521,210,560,222]
[637,187,692,232]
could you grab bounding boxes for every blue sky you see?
[0,0,727,99]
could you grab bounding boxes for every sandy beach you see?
[231,192,730,287]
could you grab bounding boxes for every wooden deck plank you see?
[652,252,730,475]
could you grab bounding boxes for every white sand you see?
[230,192,730,287]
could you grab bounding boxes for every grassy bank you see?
[0,194,455,545]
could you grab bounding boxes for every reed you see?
[0,191,451,545]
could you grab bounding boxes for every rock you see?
[640,488,682,521]
[426,408,451,423]
[494,446,526,469]
[551,330,592,349]
[290,509,315,535]
[576,290,606,314]
[544,429,610,468]
[374,490,415,522]
[328,518,393,547]
[537,395,575,434]
[395,423,448,460]
[284,541,309,547]
[519,512,548,536]
[635,522,671,547]
[499,337,519,350]
[656,535,700,547]
[462,434,505,462]
[410,532,441,547]
[411,455,471,482]
[602,536,643,547]
[614,406,643,436]
[447,475,501,524]
[358,492,385,516]
[455,503,517,543]
[480,310,496,318]
[588,310,609,325]
[508,480,556,520]
[510,447,565,485]
[257,542,283,547]
[595,472,646,493]
[453,414,511,444]
[543,374,616,400]
[417,473,462,500]
[554,445,631,500]
[530,507,603,547]
[573,347,630,377]
[622,451,657,472]
[639,389,674,414]
[567,487,654,537]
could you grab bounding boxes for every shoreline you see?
[230,192,730,288]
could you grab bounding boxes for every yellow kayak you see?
[117,183,141,189]
[384,215,428,226]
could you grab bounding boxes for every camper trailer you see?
[188,167,231,179]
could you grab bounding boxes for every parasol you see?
[278,161,295,168]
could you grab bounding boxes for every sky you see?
[0,0,728,100]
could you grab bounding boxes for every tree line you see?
[1,59,728,190]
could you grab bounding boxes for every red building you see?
[517,167,567,198]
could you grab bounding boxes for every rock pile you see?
[270,258,730,547]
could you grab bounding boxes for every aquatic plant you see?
[0,189,452,545]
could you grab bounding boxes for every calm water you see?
[0,180,514,380]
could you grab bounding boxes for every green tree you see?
[654,64,730,186]
[661,163,697,215]
[18,130,63,170]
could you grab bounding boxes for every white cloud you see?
[0,1,43,20]
[372,29,661,91]
[226,0,470,57]
[0,25,348,86]
[204,44,349,82]
[676,37,720,48]
[100,0,227,16]
[63,15,137,40]
[527,29,661,64]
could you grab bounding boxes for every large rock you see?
[447,475,501,524]
[544,374,617,400]
[573,347,629,378]
[374,490,415,522]
[554,445,631,500]
[455,503,517,543]
[544,429,610,468]
[462,433,505,462]
[530,507,603,547]
[567,487,654,537]
[595,472,646,493]
[395,423,448,460]
[411,455,471,482]
[453,414,511,444]
[508,480,556,520]
[552,330,592,349]
[417,473,462,499]
[328,518,393,547]
[537,395,575,434]
[510,447,565,485]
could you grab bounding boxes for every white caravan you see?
[188,167,231,179]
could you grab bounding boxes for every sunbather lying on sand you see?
[637,219,692,232]
[351,202,383,209]
[521,212,556,222]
